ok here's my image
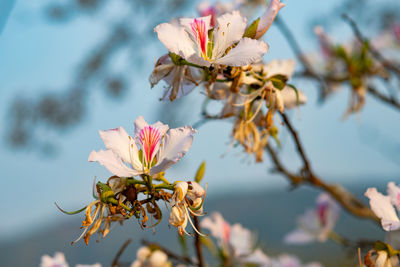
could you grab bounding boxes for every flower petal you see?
[212,37,269,66]
[241,249,271,266]
[280,86,307,109]
[88,150,141,177]
[154,23,196,60]
[365,187,400,231]
[99,127,131,164]
[387,182,400,211]
[230,223,253,256]
[149,126,196,175]
[255,0,286,39]
[284,228,316,244]
[212,11,247,60]
[264,59,295,78]
[160,65,200,101]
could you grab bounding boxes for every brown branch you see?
[280,113,312,174]
[265,142,379,223]
[111,239,132,267]
[142,240,195,265]
[342,14,400,76]
[193,216,205,267]
[264,113,380,223]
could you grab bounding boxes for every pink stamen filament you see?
[191,19,208,58]
[139,126,161,167]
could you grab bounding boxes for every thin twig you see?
[280,113,312,174]
[193,216,205,267]
[142,240,195,265]
[264,113,380,223]
[279,14,400,112]
[367,86,400,110]
[111,239,132,267]
[275,16,329,93]
[342,13,400,76]
[265,142,379,223]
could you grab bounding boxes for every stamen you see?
[190,19,208,58]
[139,126,161,167]
[184,204,206,237]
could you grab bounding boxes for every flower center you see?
[394,24,400,43]
[222,221,231,243]
[191,18,208,59]
[317,203,328,226]
[139,126,161,167]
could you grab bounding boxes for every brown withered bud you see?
[230,70,244,93]
[122,186,137,202]
[146,203,156,213]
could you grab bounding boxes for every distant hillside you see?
[0,181,387,267]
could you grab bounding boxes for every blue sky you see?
[0,0,399,240]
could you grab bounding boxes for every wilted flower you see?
[89,116,196,176]
[241,59,307,114]
[150,54,202,101]
[131,247,171,267]
[155,11,268,67]
[285,193,340,244]
[40,252,69,267]
[365,182,400,231]
[169,181,206,236]
[365,242,400,267]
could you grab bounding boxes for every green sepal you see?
[55,202,87,215]
[195,161,206,183]
[169,52,183,65]
[178,234,188,256]
[243,18,260,39]
[97,182,115,202]
[269,74,288,90]
[287,83,300,105]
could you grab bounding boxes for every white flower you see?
[169,181,206,236]
[155,11,268,67]
[88,116,196,177]
[40,252,69,267]
[150,54,202,101]
[200,212,254,258]
[268,254,322,267]
[365,182,400,231]
[284,193,340,244]
[131,247,171,267]
[254,0,285,39]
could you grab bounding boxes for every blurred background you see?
[1,0,400,266]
